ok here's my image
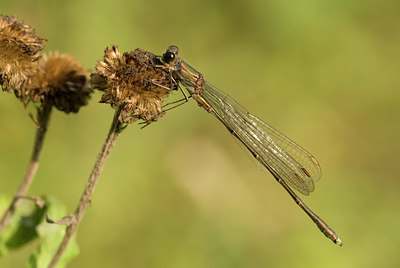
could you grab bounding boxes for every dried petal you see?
[27,52,92,113]
[91,45,173,124]
[0,15,45,96]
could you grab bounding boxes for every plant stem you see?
[0,103,52,234]
[49,109,124,268]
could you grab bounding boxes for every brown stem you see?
[0,103,52,234]
[48,109,125,268]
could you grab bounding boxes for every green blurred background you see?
[1,0,400,267]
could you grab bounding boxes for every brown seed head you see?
[91,45,173,124]
[0,15,45,95]
[27,52,92,113]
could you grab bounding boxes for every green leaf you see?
[28,196,79,268]
[0,195,46,256]
[0,195,79,267]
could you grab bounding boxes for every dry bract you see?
[27,52,92,113]
[0,15,45,96]
[91,45,173,124]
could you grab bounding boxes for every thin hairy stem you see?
[48,109,125,268]
[0,103,52,234]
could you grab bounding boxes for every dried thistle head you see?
[0,15,45,95]
[27,52,92,113]
[91,45,173,124]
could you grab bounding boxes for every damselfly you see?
[160,45,342,246]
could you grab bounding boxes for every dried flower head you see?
[27,52,92,113]
[91,45,173,124]
[0,15,45,95]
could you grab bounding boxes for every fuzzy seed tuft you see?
[91,45,173,124]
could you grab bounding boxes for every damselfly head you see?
[162,45,179,64]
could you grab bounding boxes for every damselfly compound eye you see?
[162,51,175,64]
[162,45,179,64]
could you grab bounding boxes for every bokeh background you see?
[1,0,399,267]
